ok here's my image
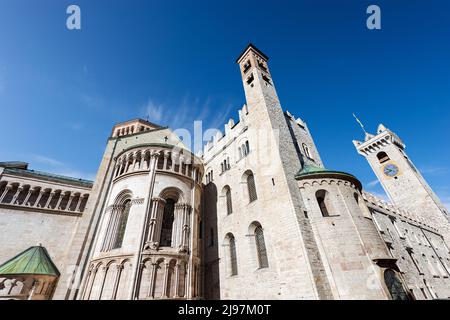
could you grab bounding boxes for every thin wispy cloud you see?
[32,154,96,181]
[33,155,64,167]
[365,179,380,188]
[140,95,234,131]
[419,166,449,175]
[68,123,84,131]
[80,93,105,110]
[142,99,164,123]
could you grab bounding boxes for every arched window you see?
[384,269,409,300]
[255,225,269,268]
[303,143,312,159]
[316,190,332,217]
[247,173,257,202]
[112,199,131,249]
[226,233,238,276]
[245,141,250,155]
[224,186,233,215]
[160,198,175,247]
[377,152,390,164]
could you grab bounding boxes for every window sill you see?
[254,267,269,272]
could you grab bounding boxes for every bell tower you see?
[353,124,450,245]
[235,44,304,173]
[236,44,279,114]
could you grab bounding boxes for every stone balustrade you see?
[0,181,90,214]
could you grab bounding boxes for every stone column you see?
[11,186,23,204]
[101,207,115,252]
[98,265,109,300]
[22,189,33,206]
[179,156,185,175]
[146,198,166,249]
[0,185,11,203]
[111,264,124,300]
[129,151,160,300]
[114,163,120,178]
[148,262,158,298]
[45,191,55,208]
[33,190,45,208]
[107,206,122,250]
[174,262,181,298]
[125,155,132,173]
[185,264,191,299]
[139,154,146,171]
[171,153,178,173]
[65,194,74,211]
[172,204,182,248]
[180,205,191,253]
[75,195,84,212]
[163,152,169,170]
[131,153,137,172]
[81,269,93,300]
[85,267,98,300]
[155,199,166,247]
[55,193,64,210]
[162,262,170,298]
[134,262,145,300]
[117,161,124,177]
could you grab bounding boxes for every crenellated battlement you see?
[201,104,309,163]
[202,104,250,161]
[362,191,439,233]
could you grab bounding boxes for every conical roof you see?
[0,246,60,276]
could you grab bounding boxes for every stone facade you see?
[57,120,204,301]
[0,44,449,300]
[0,162,91,293]
[363,192,450,299]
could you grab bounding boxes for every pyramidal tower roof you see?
[0,246,60,276]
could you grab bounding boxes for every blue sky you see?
[0,1,449,209]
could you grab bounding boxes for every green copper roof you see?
[3,167,93,187]
[296,163,328,176]
[0,246,60,276]
[295,163,362,190]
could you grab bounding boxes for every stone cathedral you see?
[1,44,450,300]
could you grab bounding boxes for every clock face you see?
[383,164,399,177]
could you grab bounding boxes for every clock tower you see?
[353,124,450,246]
